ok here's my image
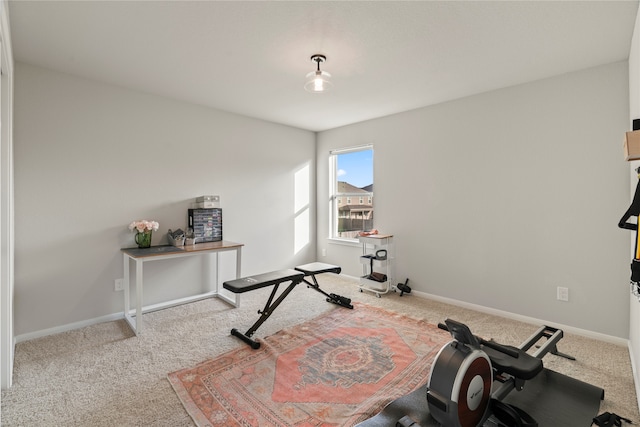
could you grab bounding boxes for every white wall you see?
[12,59,632,341]
[13,63,316,337]
[318,62,630,338]
[628,2,640,409]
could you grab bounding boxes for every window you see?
[329,145,374,240]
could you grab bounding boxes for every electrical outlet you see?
[322,248,327,257]
[114,279,124,292]
[557,286,569,302]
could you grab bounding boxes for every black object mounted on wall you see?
[618,167,640,231]
[619,166,640,298]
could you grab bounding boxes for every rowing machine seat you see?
[482,344,543,381]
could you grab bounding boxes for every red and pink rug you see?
[168,302,450,426]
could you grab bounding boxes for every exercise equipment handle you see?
[438,322,520,359]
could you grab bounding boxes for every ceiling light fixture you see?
[305,54,332,93]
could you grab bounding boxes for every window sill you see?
[327,237,360,247]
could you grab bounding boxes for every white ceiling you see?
[8,1,640,132]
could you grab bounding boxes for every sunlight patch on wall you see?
[294,163,310,254]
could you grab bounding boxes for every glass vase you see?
[135,230,152,248]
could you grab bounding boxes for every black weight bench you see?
[223,262,351,349]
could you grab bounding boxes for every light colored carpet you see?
[2,274,638,426]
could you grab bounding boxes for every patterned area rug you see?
[168,302,450,426]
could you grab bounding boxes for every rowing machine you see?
[426,319,573,427]
[356,320,603,427]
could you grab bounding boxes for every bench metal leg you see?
[302,275,353,309]
[230,278,302,349]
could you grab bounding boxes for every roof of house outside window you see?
[338,181,373,194]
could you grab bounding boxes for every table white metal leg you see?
[214,249,242,307]
[122,253,138,335]
[135,258,143,333]
[121,243,243,335]
[122,257,145,335]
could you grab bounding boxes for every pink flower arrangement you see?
[128,220,159,233]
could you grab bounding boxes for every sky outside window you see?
[337,149,373,188]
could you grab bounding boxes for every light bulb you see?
[305,70,332,93]
[314,74,324,91]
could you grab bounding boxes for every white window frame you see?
[329,145,374,242]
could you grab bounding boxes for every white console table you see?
[121,241,243,335]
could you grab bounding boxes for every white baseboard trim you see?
[15,312,124,343]
[15,292,234,343]
[412,289,628,346]
[341,273,627,345]
[16,277,628,348]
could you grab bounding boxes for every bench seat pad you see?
[295,262,341,275]
[223,269,304,293]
